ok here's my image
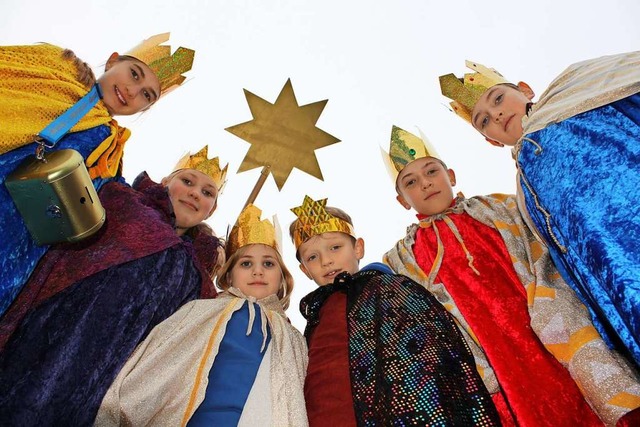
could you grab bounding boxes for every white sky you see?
[3,0,639,331]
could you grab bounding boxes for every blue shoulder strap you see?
[38,84,102,147]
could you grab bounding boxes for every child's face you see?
[471,83,534,146]
[298,232,364,286]
[97,53,161,116]
[162,169,218,235]
[396,157,456,216]
[228,244,282,300]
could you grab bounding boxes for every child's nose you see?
[321,255,333,266]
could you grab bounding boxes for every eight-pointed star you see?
[225,79,340,190]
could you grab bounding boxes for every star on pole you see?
[225,79,340,190]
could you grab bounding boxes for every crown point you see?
[173,145,227,191]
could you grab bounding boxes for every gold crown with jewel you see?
[381,125,442,182]
[290,196,356,250]
[173,145,228,190]
[125,32,195,95]
[439,60,509,123]
[227,204,281,258]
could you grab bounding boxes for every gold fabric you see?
[0,44,112,154]
[518,51,640,139]
[290,195,356,249]
[384,194,640,426]
[95,288,308,427]
[227,204,279,257]
[125,32,195,95]
[85,120,131,179]
[173,145,228,190]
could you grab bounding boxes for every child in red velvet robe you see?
[383,125,640,427]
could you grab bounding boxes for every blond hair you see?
[216,244,294,310]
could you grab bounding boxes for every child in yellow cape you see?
[95,204,308,426]
[0,33,195,317]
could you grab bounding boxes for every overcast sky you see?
[3,0,638,330]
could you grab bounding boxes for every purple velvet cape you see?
[0,173,221,426]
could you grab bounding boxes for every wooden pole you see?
[242,165,271,209]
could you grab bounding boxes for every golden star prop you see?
[225,79,340,190]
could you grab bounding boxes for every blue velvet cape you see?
[0,124,110,317]
[519,93,640,366]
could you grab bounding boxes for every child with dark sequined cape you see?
[291,195,500,426]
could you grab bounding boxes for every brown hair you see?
[62,49,95,89]
[216,244,295,310]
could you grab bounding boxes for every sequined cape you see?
[300,269,500,426]
[0,174,220,426]
[384,194,640,426]
[0,44,111,152]
[514,51,640,367]
[95,288,308,427]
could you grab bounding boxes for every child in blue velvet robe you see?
[440,54,640,367]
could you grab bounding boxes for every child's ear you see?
[517,81,535,100]
[160,176,169,186]
[396,194,412,210]
[485,137,505,148]
[299,263,312,280]
[448,169,457,187]
[105,52,120,71]
[354,238,365,261]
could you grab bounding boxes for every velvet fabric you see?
[414,211,602,426]
[0,173,220,426]
[519,94,640,366]
[303,291,356,426]
[0,125,111,318]
[301,269,499,426]
[188,302,271,426]
[0,173,219,351]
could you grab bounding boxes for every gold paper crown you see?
[381,125,441,182]
[439,60,509,123]
[173,145,228,191]
[125,32,195,95]
[227,204,281,258]
[290,196,356,250]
